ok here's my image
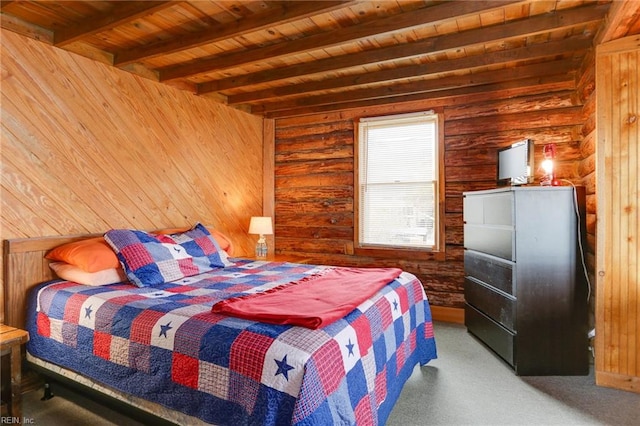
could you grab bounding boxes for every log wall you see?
[274,88,587,308]
[0,31,264,323]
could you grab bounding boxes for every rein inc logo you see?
[0,417,35,424]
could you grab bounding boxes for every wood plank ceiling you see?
[2,0,637,118]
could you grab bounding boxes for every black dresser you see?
[463,186,589,375]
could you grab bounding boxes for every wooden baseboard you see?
[596,370,640,394]
[431,306,465,324]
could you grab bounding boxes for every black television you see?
[497,139,534,186]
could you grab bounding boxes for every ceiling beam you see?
[227,37,592,105]
[263,74,576,119]
[595,0,640,44]
[199,3,608,94]
[114,1,358,67]
[253,59,578,114]
[159,0,523,82]
[54,1,176,47]
[0,11,53,43]
[0,1,16,11]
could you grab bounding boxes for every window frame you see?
[354,109,445,261]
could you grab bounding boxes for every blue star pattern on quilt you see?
[275,355,294,381]
[393,299,399,311]
[159,322,173,338]
[346,338,355,357]
[85,305,93,319]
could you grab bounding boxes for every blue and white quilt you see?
[26,259,437,425]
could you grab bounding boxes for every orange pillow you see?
[45,237,120,273]
[210,229,234,256]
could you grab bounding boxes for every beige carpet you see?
[388,322,639,425]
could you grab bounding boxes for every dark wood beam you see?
[0,1,15,10]
[227,37,592,105]
[114,1,358,67]
[199,3,608,93]
[54,1,176,47]
[253,60,578,114]
[159,0,522,81]
[262,74,576,119]
[0,11,53,43]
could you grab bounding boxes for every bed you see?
[3,225,437,425]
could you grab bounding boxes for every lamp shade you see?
[249,216,273,235]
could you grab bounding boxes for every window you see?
[356,111,443,254]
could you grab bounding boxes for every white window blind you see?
[358,112,438,249]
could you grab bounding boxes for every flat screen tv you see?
[497,139,534,186]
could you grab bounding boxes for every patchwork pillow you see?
[104,223,227,287]
[45,237,120,272]
[153,225,234,266]
[49,262,127,286]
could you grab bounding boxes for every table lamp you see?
[249,216,273,259]
[541,143,559,186]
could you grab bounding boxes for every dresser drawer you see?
[465,277,516,331]
[464,250,514,295]
[465,304,515,366]
[463,191,513,226]
[463,224,514,260]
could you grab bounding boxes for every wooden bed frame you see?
[3,234,101,329]
[3,233,442,424]
[2,234,208,425]
[2,225,230,328]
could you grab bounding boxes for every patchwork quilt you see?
[26,259,437,425]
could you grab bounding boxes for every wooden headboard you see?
[2,226,227,328]
[3,234,99,329]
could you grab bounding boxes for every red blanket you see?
[211,267,403,329]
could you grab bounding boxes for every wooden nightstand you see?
[0,325,29,419]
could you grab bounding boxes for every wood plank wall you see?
[273,86,587,308]
[0,30,264,323]
[595,36,640,393]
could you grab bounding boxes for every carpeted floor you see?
[20,321,640,425]
[387,322,639,425]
